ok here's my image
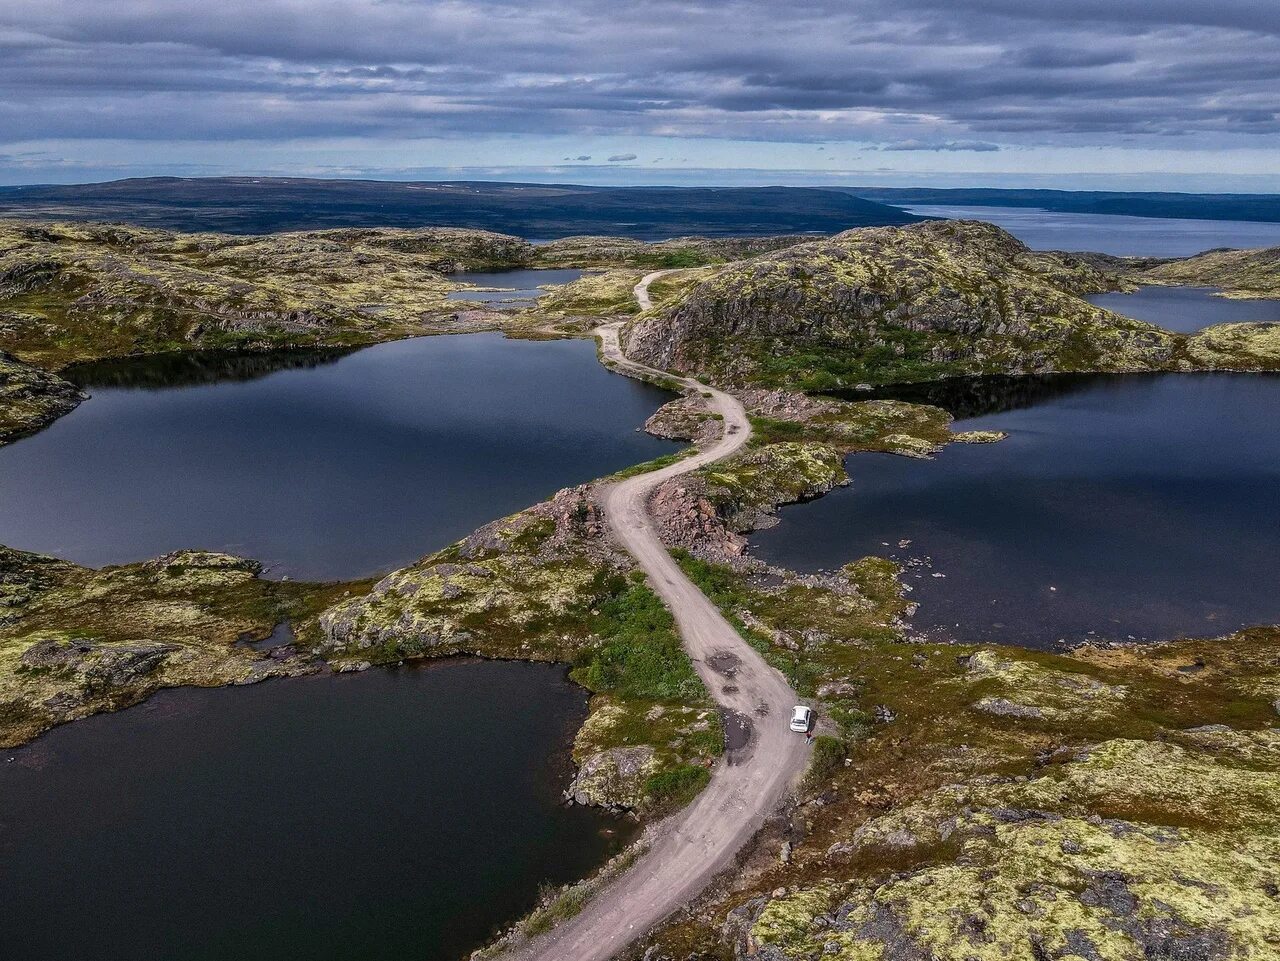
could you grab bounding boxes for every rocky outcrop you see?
[0,547,330,746]
[737,731,1280,961]
[1141,244,1280,299]
[1183,321,1280,370]
[643,394,721,445]
[647,442,847,564]
[567,745,658,809]
[533,234,811,269]
[622,220,1176,391]
[318,485,625,661]
[0,351,83,444]
[0,218,534,370]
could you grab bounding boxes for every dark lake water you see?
[446,268,585,306]
[904,204,1280,257]
[0,660,632,961]
[1086,286,1280,333]
[753,374,1280,647]
[0,333,676,580]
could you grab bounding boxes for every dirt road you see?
[509,274,808,961]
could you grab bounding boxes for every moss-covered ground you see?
[0,546,359,746]
[641,544,1280,960]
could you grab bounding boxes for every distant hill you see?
[838,187,1280,224]
[0,178,919,238]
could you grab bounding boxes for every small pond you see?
[1086,286,1280,333]
[0,332,677,581]
[0,660,633,961]
[446,268,585,306]
[752,373,1280,647]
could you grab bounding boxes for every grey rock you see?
[83,642,175,690]
[974,697,1045,719]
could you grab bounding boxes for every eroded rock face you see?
[648,478,748,561]
[645,441,848,566]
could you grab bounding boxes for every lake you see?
[0,332,677,581]
[0,659,633,961]
[446,268,585,306]
[752,374,1280,648]
[1086,286,1280,333]
[904,204,1280,257]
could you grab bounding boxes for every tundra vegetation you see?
[622,220,1280,391]
[0,215,1277,958]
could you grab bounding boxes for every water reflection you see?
[66,347,355,389]
[830,373,1112,419]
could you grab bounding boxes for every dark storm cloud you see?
[1,0,1278,148]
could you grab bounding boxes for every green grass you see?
[803,735,847,792]
[573,578,705,701]
[643,764,712,814]
[612,450,691,479]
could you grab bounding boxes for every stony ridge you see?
[621,220,1280,391]
[620,221,1172,389]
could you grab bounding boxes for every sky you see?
[2,0,1278,190]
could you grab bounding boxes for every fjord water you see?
[904,204,1280,257]
[752,374,1280,647]
[0,332,676,580]
[0,660,632,961]
[1085,286,1280,332]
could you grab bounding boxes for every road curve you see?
[510,273,808,961]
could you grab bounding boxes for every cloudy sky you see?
[2,0,1278,188]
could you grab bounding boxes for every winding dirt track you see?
[510,272,808,961]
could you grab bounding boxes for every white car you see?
[789,705,814,734]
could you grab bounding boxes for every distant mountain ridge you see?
[0,177,919,239]
[840,187,1280,224]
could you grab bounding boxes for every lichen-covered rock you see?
[1184,321,1280,370]
[1141,244,1280,299]
[644,393,720,444]
[0,545,334,745]
[0,351,83,444]
[961,650,1127,722]
[318,486,625,663]
[533,234,810,270]
[951,429,1008,444]
[0,218,533,370]
[567,745,658,809]
[742,731,1280,961]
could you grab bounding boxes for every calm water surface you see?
[905,204,1280,257]
[753,374,1280,647]
[446,268,585,306]
[0,660,632,961]
[0,333,676,580]
[1086,286,1280,332]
